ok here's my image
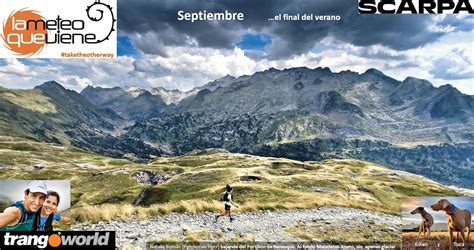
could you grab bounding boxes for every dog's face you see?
[431,199,451,211]
[410,207,424,214]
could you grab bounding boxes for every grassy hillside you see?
[0,87,54,140]
[0,87,57,113]
[0,136,460,223]
[0,85,164,160]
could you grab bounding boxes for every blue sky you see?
[118,36,142,57]
[236,33,272,52]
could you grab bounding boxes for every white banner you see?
[0,0,117,58]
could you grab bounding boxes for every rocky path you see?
[73,207,401,249]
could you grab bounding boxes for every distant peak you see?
[124,86,143,91]
[363,68,384,76]
[438,84,460,94]
[80,85,97,94]
[402,77,433,87]
[35,81,65,90]
[43,80,61,86]
[137,90,152,97]
[219,74,235,81]
[84,85,94,90]
[338,69,356,74]
[314,66,332,73]
[439,84,455,89]
[286,66,311,72]
[150,87,180,93]
[403,76,422,82]
[151,87,166,91]
[265,67,280,73]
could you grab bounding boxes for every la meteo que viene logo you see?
[1,0,116,58]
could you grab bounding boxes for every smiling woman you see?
[32,191,71,231]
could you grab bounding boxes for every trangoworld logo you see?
[1,231,115,249]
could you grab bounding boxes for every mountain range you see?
[0,67,473,187]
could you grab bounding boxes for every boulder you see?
[314,187,334,193]
[239,175,262,182]
[32,163,45,170]
[134,170,175,185]
[76,163,98,169]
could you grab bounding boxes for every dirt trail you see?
[73,206,402,249]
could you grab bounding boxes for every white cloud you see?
[0,59,31,76]
[0,29,472,95]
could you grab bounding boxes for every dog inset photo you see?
[402,197,473,249]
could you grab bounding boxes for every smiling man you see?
[0,180,48,231]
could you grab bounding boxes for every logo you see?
[2,9,47,57]
[0,231,115,249]
[358,0,474,14]
[0,0,117,58]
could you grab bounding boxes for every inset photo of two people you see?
[0,180,71,231]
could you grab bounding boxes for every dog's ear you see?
[441,199,450,209]
[419,207,424,211]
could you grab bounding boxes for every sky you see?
[0,180,71,212]
[402,197,474,228]
[0,0,472,94]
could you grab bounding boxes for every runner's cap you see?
[27,180,48,195]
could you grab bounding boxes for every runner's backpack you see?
[220,192,230,202]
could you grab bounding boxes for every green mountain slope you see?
[0,83,162,159]
[0,136,461,223]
